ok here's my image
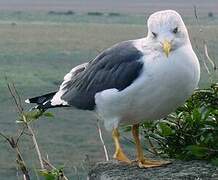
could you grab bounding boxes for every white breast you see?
[95,45,200,131]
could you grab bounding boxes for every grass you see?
[0,11,217,179]
[0,14,217,88]
[0,21,146,88]
[0,11,145,25]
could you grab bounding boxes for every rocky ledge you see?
[88,160,218,180]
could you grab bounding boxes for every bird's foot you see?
[134,158,171,168]
[113,149,131,164]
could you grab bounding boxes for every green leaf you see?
[137,83,218,164]
[43,112,54,118]
[158,123,173,136]
[202,108,213,120]
[44,174,56,180]
[214,109,218,115]
[186,145,207,158]
[122,125,131,132]
[19,110,44,123]
[142,122,153,129]
[211,158,218,166]
[192,108,202,122]
[39,170,56,180]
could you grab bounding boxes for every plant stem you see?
[26,121,44,169]
[0,132,30,180]
[97,120,109,161]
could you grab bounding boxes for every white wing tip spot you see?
[25,99,30,103]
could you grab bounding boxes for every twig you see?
[7,83,23,115]
[193,6,217,78]
[203,41,217,70]
[0,132,30,180]
[147,137,158,155]
[0,131,10,142]
[24,119,44,169]
[195,42,212,78]
[12,83,24,113]
[15,127,26,146]
[15,147,30,180]
[4,81,69,179]
[7,82,45,170]
[28,125,44,169]
[97,120,109,161]
[203,56,211,75]
[193,5,202,31]
[193,5,197,19]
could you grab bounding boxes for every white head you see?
[147,10,190,57]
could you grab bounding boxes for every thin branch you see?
[15,147,30,180]
[193,6,217,83]
[204,41,217,70]
[15,127,26,146]
[194,42,212,77]
[4,81,69,179]
[0,131,30,180]
[193,5,199,22]
[0,132,11,142]
[24,118,44,169]
[97,120,109,161]
[7,82,45,170]
[147,137,158,155]
[7,83,23,115]
[193,5,202,31]
[203,55,211,75]
[12,83,24,113]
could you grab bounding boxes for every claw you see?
[138,159,171,168]
[113,149,131,163]
[132,124,171,169]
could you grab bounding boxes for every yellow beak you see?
[163,40,172,57]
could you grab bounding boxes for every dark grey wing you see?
[61,40,144,110]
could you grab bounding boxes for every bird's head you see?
[147,10,190,57]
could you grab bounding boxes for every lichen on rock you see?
[88,160,218,180]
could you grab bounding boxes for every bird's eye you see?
[173,27,178,34]
[152,32,157,38]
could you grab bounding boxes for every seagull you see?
[25,10,200,168]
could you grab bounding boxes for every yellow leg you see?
[132,124,170,168]
[112,128,131,163]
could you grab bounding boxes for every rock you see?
[88,160,218,180]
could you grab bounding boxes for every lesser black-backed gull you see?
[25,10,200,168]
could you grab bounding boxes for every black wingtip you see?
[25,91,57,105]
